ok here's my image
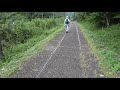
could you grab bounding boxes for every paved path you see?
[12,22,102,78]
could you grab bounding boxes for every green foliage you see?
[79,21,120,77]
[0,12,64,61]
[76,12,120,27]
[1,17,60,46]
[0,12,64,77]
[19,12,65,20]
[0,25,63,77]
[76,12,120,77]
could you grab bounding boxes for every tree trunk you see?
[53,12,54,19]
[106,16,110,28]
[105,12,110,28]
[42,12,43,19]
[0,39,4,60]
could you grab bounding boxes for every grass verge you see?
[77,22,120,77]
[0,24,64,78]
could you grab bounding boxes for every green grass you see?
[78,22,120,77]
[0,24,64,78]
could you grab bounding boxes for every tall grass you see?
[2,18,58,44]
[0,18,64,77]
[78,21,120,77]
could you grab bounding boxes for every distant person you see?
[64,16,70,33]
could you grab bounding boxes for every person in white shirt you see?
[64,16,70,33]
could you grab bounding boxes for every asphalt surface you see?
[12,22,102,78]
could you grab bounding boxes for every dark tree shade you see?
[75,12,120,27]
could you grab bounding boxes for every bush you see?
[0,17,60,48]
